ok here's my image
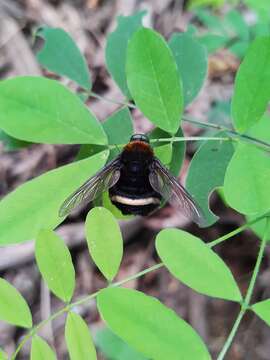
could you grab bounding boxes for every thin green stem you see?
[244,217,270,305]
[108,136,231,150]
[216,309,245,360]
[208,210,270,248]
[150,136,231,143]
[12,212,270,359]
[90,91,136,109]
[89,91,270,153]
[182,115,270,152]
[217,217,270,360]
[12,263,163,359]
[112,263,164,287]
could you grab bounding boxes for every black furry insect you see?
[59,134,205,226]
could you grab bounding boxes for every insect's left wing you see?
[149,158,206,227]
[59,157,121,217]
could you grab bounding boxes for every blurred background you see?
[1,0,270,359]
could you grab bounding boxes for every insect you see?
[59,134,206,226]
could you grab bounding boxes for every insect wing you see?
[59,157,121,217]
[149,158,206,227]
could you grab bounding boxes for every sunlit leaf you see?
[251,299,270,327]
[189,0,224,8]
[85,207,123,281]
[0,151,108,245]
[31,336,57,360]
[154,143,172,165]
[102,192,132,220]
[65,311,97,360]
[224,114,270,215]
[106,12,145,98]
[224,143,270,215]
[0,277,32,328]
[247,216,270,241]
[169,32,208,105]
[35,230,75,302]
[36,27,91,90]
[186,134,234,226]
[149,127,185,177]
[232,37,270,133]
[156,228,242,301]
[127,28,183,134]
[0,76,107,144]
[97,287,211,359]
[0,348,7,360]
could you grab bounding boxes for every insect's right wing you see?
[149,157,207,227]
[59,157,121,217]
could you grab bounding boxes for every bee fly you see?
[59,134,206,226]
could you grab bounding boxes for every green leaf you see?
[169,32,208,105]
[247,216,270,241]
[195,9,227,34]
[197,34,228,53]
[103,108,133,145]
[224,114,270,215]
[0,348,8,360]
[224,143,270,215]
[250,21,270,38]
[229,41,249,59]
[85,207,123,281]
[126,28,183,134]
[251,299,270,326]
[105,12,145,98]
[97,288,210,359]
[0,76,107,144]
[102,192,132,220]
[149,127,185,176]
[0,130,31,151]
[95,327,147,360]
[231,37,270,133]
[76,107,133,162]
[0,277,32,328]
[244,0,270,20]
[156,228,242,302]
[169,128,186,176]
[154,143,172,165]
[65,311,97,360]
[224,10,249,41]
[189,0,224,9]
[186,134,234,226]
[36,27,91,90]
[103,107,133,161]
[35,229,75,302]
[0,150,108,245]
[31,336,57,360]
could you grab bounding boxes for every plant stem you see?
[182,115,270,152]
[90,91,136,109]
[216,309,245,360]
[12,213,270,359]
[149,136,231,143]
[89,91,270,153]
[208,210,270,248]
[244,218,270,305]
[217,217,270,360]
[12,263,164,359]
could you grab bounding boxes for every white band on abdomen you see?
[110,195,160,206]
